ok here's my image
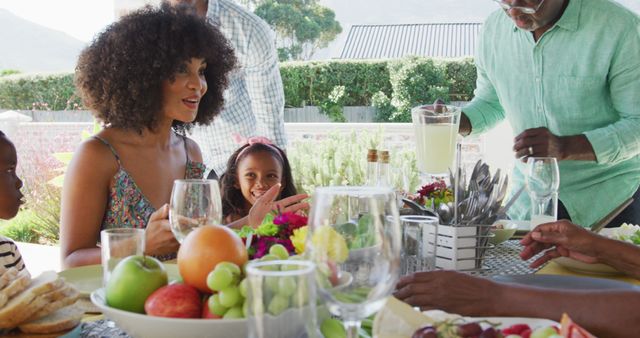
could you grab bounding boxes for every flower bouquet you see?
[236,211,309,260]
[413,179,453,210]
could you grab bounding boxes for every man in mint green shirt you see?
[460,0,640,228]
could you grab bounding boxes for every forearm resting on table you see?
[495,285,640,337]
[559,134,596,161]
[62,247,102,269]
[593,238,640,279]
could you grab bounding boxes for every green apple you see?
[530,326,560,338]
[106,255,168,313]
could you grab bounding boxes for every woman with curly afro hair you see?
[59,3,239,268]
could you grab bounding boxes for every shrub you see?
[288,128,419,194]
[0,72,82,111]
[280,59,392,107]
[0,58,477,121]
[386,56,450,122]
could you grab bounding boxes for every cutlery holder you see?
[432,224,494,270]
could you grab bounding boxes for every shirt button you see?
[535,77,541,83]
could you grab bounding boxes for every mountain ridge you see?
[0,8,85,73]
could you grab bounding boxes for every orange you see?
[177,225,248,293]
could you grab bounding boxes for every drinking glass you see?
[246,260,318,338]
[400,215,439,275]
[525,157,560,228]
[169,179,222,243]
[100,228,145,286]
[305,186,402,338]
[411,104,461,181]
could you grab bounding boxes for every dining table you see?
[11,239,640,337]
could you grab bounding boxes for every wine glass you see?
[169,179,222,243]
[305,186,402,338]
[525,157,560,227]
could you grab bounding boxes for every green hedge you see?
[0,57,477,119]
[0,72,82,111]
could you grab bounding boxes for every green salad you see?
[611,223,640,245]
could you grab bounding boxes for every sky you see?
[0,0,115,42]
[0,0,638,44]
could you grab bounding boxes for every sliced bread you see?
[0,269,30,308]
[29,285,80,321]
[18,305,83,334]
[0,267,19,291]
[0,271,63,329]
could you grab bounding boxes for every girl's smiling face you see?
[0,135,24,219]
[236,151,283,207]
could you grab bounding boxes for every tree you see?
[254,0,342,61]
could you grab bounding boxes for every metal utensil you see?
[590,197,634,233]
[438,202,453,224]
[496,185,526,217]
[402,198,439,218]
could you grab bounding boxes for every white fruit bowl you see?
[91,288,247,338]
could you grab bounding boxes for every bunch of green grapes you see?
[206,261,246,319]
[252,244,311,317]
[206,244,309,319]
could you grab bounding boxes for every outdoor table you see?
[12,240,640,337]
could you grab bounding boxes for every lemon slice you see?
[372,297,436,338]
[312,226,349,263]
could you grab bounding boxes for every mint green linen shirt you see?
[463,0,640,227]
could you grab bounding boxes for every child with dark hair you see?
[0,130,26,271]
[221,136,303,227]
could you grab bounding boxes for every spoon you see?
[438,202,453,224]
[401,198,438,218]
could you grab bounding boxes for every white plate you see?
[59,263,181,297]
[493,274,638,290]
[553,228,625,275]
[423,310,559,329]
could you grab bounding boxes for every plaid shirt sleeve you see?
[191,0,287,175]
[243,21,287,150]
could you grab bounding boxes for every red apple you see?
[201,296,222,319]
[144,283,202,318]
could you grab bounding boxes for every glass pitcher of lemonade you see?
[411,103,461,180]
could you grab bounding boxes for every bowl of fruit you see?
[91,224,336,338]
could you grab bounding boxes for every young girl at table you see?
[59,4,237,268]
[221,136,304,227]
[0,131,26,272]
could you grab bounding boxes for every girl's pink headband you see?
[232,134,283,164]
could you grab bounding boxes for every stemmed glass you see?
[305,186,402,338]
[525,157,560,227]
[169,179,222,243]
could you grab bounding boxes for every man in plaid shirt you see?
[170,0,287,177]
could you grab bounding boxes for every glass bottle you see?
[378,150,390,187]
[366,149,378,186]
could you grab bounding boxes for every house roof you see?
[339,23,482,59]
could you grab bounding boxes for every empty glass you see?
[246,260,318,338]
[525,157,560,229]
[305,186,402,338]
[100,228,145,286]
[400,215,439,275]
[169,179,222,243]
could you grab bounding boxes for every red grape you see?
[412,326,438,338]
[457,322,483,337]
